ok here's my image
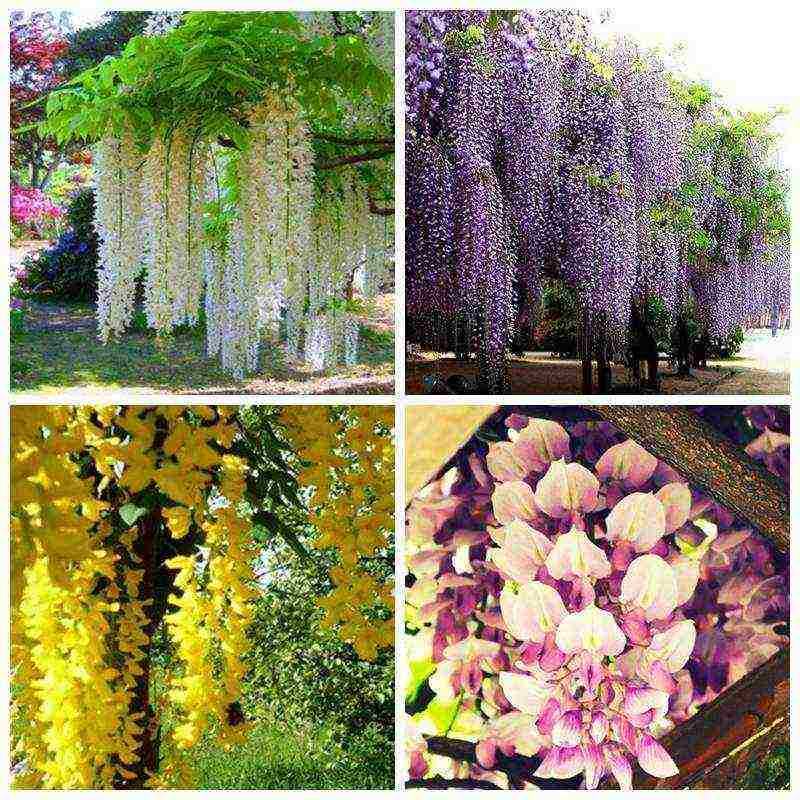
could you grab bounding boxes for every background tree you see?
[10,11,70,188]
[61,12,152,77]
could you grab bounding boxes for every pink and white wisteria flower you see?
[405,411,788,789]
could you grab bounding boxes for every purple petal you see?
[533,745,585,780]
[637,733,679,778]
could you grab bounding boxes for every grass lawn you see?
[12,299,395,396]
[193,719,393,790]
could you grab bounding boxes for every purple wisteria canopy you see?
[405,11,790,390]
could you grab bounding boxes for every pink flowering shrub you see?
[405,410,788,789]
[10,183,63,239]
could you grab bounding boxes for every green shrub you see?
[532,280,578,357]
[708,325,745,358]
[25,188,100,300]
[244,552,394,739]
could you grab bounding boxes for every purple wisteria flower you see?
[405,410,788,789]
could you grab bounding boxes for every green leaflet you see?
[119,503,149,527]
[414,694,462,736]
[405,657,436,704]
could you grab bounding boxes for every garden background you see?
[10,11,395,395]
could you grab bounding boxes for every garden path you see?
[407,328,790,396]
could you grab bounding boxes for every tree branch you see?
[421,735,580,789]
[318,147,393,169]
[406,777,501,790]
[216,137,392,170]
[368,195,394,217]
[315,133,393,147]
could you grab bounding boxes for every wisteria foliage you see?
[406,10,790,387]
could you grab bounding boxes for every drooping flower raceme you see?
[91,86,389,378]
[405,411,788,789]
[93,129,143,341]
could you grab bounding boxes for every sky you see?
[602,7,797,113]
[62,6,798,111]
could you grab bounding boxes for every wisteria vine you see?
[54,12,395,379]
[405,407,788,788]
[405,11,790,390]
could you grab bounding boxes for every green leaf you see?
[119,503,148,527]
[414,694,462,735]
[405,658,436,704]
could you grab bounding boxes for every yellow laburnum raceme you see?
[10,405,256,789]
[279,405,395,661]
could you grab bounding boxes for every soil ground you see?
[407,328,790,395]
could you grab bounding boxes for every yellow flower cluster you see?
[163,506,257,759]
[280,406,395,660]
[11,406,100,605]
[10,405,255,789]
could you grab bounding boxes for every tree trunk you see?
[117,507,162,789]
[646,350,659,391]
[596,332,611,393]
[631,357,642,390]
[579,310,593,394]
[675,314,692,377]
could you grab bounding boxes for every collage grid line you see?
[3,2,798,795]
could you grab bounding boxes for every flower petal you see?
[552,709,582,747]
[622,685,669,717]
[667,554,700,606]
[492,480,537,525]
[520,581,567,634]
[596,439,657,487]
[555,604,626,656]
[488,711,547,757]
[655,482,692,534]
[501,582,566,643]
[619,554,679,621]
[500,586,541,642]
[533,745,585,780]
[582,741,605,790]
[647,619,697,673]
[603,743,633,790]
[499,671,553,716]
[637,733,679,778]
[453,543,473,574]
[487,441,530,482]
[534,458,599,519]
[490,519,552,583]
[590,712,609,744]
[512,418,572,472]
[605,492,666,552]
[545,526,611,580]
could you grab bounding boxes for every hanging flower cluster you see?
[11,406,256,788]
[93,129,143,340]
[280,405,395,660]
[405,410,788,789]
[92,91,389,378]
